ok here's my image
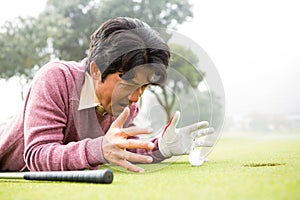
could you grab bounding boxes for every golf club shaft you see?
[0,169,113,184]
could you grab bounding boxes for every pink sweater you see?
[0,60,165,171]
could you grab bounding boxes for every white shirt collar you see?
[78,72,100,110]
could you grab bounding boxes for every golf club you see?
[0,169,113,184]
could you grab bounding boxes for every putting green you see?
[1,133,299,200]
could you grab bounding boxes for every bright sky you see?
[0,0,300,123]
[180,0,300,116]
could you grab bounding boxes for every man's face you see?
[94,66,154,116]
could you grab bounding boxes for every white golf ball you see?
[189,149,205,166]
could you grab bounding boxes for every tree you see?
[149,43,205,120]
[41,0,193,61]
[0,17,50,99]
[40,0,104,61]
[99,0,192,29]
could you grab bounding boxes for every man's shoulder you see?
[41,59,87,74]
[33,59,87,82]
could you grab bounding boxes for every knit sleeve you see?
[23,62,106,171]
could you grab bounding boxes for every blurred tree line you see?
[223,112,298,133]
[0,0,223,125]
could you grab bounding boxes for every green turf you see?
[1,134,299,200]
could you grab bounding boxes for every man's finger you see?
[112,158,145,173]
[162,111,180,137]
[120,160,146,173]
[111,107,130,128]
[121,126,153,136]
[117,139,155,150]
[193,127,214,138]
[122,150,153,164]
[111,151,153,173]
[169,111,181,129]
[194,139,214,147]
[181,121,209,133]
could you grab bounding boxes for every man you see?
[0,17,213,173]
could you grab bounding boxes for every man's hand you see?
[158,111,214,158]
[102,107,154,173]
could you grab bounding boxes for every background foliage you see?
[0,0,222,123]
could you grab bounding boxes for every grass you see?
[0,133,299,200]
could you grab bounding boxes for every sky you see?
[178,0,300,117]
[0,0,300,123]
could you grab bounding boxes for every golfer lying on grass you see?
[0,17,214,172]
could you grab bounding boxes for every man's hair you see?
[88,17,170,83]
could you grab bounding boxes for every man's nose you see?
[128,87,142,103]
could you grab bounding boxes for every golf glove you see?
[158,111,214,158]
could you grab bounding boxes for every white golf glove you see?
[158,111,214,158]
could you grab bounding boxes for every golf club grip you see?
[24,169,113,184]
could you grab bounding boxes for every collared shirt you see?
[78,72,100,111]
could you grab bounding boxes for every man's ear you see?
[90,61,101,81]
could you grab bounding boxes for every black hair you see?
[88,17,170,84]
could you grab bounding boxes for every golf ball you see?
[189,149,205,166]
